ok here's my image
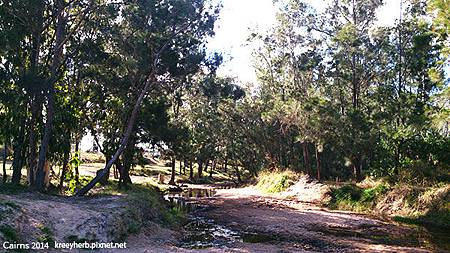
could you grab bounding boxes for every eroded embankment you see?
[0,184,181,252]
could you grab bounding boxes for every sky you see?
[207,0,403,84]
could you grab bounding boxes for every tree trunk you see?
[120,142,134,187]
[197,160,203,179]
[179,160,182,175]
[74,141,80,184]
[223,159,228,173]
[27,0,44,187]
[12,126,26,185]
[204,160,209,175]
[2,141,7,184]
[189,161,193,181]
[114,160,124,186]
[35,0,67,191]
[120,165,132,186]
[353,158,362,181]
[315,145,321,181]
[27,98,39,186]
[302,142,311,174]
[235,166,241,183]
[183,160,187,175]
[169,157,176,185]
[58,150,70,191]
[210,160,216,178]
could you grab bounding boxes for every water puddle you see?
[180,216,241,249]
[164,188,216,212]
[165,187,277,249]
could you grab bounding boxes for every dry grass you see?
[256,169,300,193]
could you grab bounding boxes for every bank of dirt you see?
[0,185,179,253]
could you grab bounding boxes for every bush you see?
[328,183,389,212]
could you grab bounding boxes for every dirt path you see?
[131,186,440,253]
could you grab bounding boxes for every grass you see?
[256,169,299,193]
[327,183,389,212]
[0,224,18,241]
[37,224,54,244]
[0,183,28,195]
[0,200,20,209]
[93,181,187,231]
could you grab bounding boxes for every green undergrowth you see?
[327,179,450,229]
[256,169,299,193]
[0,183,28,195]
[327,183,389,212]
[96,181,186,229]
[0,224,18,241]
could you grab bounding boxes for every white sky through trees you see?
[207,0,403,84]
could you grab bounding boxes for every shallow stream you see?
[165,188,276,249]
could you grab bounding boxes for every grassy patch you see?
[0,200,20,209]
[256,169,299,193]
[0,224,18,241]
[327,183,389,212]
[0,183,28,195]
[394,210,450,229]
[163,206,187,226]
[95,182,186,231]
[37,224,54,244]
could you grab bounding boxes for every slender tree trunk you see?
[27,98,39,186]
[302,143,311,174]
[223,159,228,173]
[197,160,203,179]
[27,1,44,187]
[58,150,70,191]
[12,125,26,185]
[189,161,193,181]
[169,157,176,185]
[114,159,124,186]
[35,0,67,191]
[235,166,241,183]
[315,145,321,181]
[183,160,187,175]
[74,141,80,184]
[11,147,22,185]
[210,160,216,178]
[120,141,134,187]
[353,158,362,181]
[2,141,7,184]
[204,160,209,175]
[120,163,132,186]
[179,160,182,175]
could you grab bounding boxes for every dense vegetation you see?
[0,0,449,197]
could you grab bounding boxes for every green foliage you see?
[66,176,94,195]
[37,224,54,244]
[328,183,389,212]
[0,200,20,209]
[0,224,18,241]
[0,184,28,195]
[163,206,187,226]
